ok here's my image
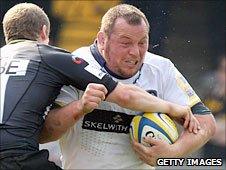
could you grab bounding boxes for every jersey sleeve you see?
[191,102,211,115]
[162,60,201,107]
[162,60,212,115]
[54,85,79,106]
[38,44,117,96]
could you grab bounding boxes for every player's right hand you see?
[79,83,108,114]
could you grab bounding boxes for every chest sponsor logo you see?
[82,109,134,133]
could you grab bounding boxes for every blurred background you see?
[1,0,225,168]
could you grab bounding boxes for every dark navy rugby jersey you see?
[0,40,117,156]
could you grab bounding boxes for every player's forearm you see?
[128,89,172,113]
[107,83,179,113]
[39,101,83,143]
[171,114,216,157]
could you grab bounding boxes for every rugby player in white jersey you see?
[40,4,216,169]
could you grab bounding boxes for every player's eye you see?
[120,42,131,47]
[139,41,146,46]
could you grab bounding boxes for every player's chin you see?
[122,72,136,78]
[122,68,139,78]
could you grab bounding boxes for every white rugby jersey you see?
[56,44,201,169]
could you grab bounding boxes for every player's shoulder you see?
[72,46,99,66]
[37,43,75,65]
[38,43,71,56]
[72,46,91,57]
[143,52,174,70]
[0,44,12,58]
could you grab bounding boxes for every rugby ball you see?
[130,112,178,146]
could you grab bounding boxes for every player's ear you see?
[97,31,106,51]
[39,25,49,44]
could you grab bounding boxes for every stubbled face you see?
[102,18,149,78]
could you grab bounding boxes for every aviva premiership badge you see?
[175,71,200,107]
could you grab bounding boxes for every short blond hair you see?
[100,4,149,37]
[2,3,50,43]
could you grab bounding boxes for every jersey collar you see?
[7,39,36,45]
